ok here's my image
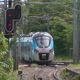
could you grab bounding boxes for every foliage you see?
[51,16,73,55]
[0,0,73,79]
[0,32,8,52]
[68,64,80,68]
[0,44,17,80]
[0,31,17,80]
[61,69,80,80]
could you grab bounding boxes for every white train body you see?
[32,32,54,62]
[11,32,54,63]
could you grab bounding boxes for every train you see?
[32,32,54,63]
[11,32,54,63]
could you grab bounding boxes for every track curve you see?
[18,62,69,80]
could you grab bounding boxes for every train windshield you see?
[35,36,50,48]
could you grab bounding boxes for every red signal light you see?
[7,12,13,17]
[6,20,13,31]
[5,9,14,32]
[4,5,22,38]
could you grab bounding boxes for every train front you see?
[32,32,54,62]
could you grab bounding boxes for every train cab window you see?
[35,36,50,48]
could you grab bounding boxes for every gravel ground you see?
[18,63,68,80]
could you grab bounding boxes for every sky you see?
[0,0,25,4]
[0,0,25,2]
[0,0,27,4]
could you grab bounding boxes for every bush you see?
[0,33,17,80]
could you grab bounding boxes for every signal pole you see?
[13,0,22,70]
[73,0,80,63]
[24,0,29,33]
[13,0,18,70]
[4,0,7,9]
[25,0,29,18]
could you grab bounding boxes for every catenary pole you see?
[25,0,29,33]
[73,0,80,63]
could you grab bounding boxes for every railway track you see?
[18,62,70,80]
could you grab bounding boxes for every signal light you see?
[5,9,14,32]
[14,4,21,20]
[8,0,12,8]
[6,20,13,31]
[4,4,22,38]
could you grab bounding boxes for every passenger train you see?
[12,32,54,63]
[32,32,54,62]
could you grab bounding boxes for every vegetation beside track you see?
[54,55,72,62]
[61,64,80,80]
[61,69,80,80]
[68,64,80,68]
[0,53,18,80]
[0,33,18,80]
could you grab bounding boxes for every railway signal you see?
[4,4,22,38]
[4,9,14,38]
[5,9,14,32]
[14,4,21,20]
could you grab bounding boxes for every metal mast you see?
[73,0,80,63]
[13,0,21,70]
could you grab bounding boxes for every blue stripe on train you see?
[32,38,37,49]
[49,39,54,49]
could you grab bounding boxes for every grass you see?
[61,63,80,80]
[68,64,80,68]
[61,69,80,80]
[9,71,18,80]
[31,64,38,67]
[55,55,72,61]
